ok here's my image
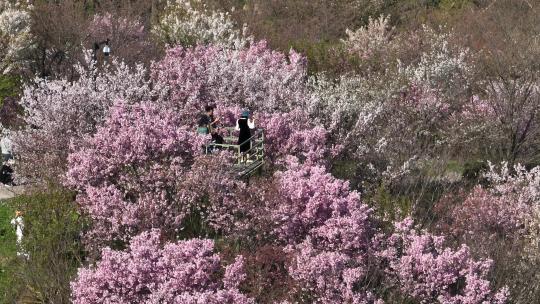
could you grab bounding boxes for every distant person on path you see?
[1,129,13,163]
[10,210,27,258]
[235,110,256,158]
[0,130,14,186]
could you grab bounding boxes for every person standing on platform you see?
[235,110,256,161]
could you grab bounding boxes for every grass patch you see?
[0,189,84,303]
[0,201,17,303]
[0,75,21,108]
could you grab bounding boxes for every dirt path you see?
[0,184,24,200]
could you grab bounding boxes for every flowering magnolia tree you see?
[14,52,153,182]
[71,230,253,304]
[152,0,251,49]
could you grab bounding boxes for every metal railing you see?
[204,127,265,166]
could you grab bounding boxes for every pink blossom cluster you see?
[178,153,250,235]
[71,230,253,304]
[450,187,530,241]
[151,41,308,121]
[258,159,380,302]
[268,159,368,244]
[66,101,205,246]
[151,41,331,165]
[286,206,381,304]
[257,111,330,166]
[459,95,496,120]
[440,162,539,240]
[380,218,509,304]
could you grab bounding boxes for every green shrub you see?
[0,75,21,109]
[370,184,412,223]
[0,203,17,303]
[462,160,488,182]
[1,188,85,303]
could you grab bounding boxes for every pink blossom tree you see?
[379,218,509,304]
[440,162,540,253]
[151,41,308,120]
[266,159,369,244]
[151,42,331,166]
[448,187,529,244]
[257,161,378,302]
[286,202,381,304]
[71,230,254,304]
[66,101,205,247]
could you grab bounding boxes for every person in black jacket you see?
[235,110,256,158]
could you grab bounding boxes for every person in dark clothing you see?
[236,110,256,156]
[0,163,14,186]
[198,105,224,145]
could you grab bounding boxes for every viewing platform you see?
[203,127,265,178]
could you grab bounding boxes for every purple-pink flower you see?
[71,230,253,304]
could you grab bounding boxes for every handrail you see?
[204,127,265,168]
[242,139,263,156]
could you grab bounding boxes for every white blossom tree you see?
[152,0,251,49]
[0,0,34,74]
[14,50,155,182]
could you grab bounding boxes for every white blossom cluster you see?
[153,0,251,49]
[14,50,154,181]
[399,26,472,94]
[342,15,392,59]
[307,71,409,182]
[0,0,33,73]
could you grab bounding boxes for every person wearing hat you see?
[235,110,256,158]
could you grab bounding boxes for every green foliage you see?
[0,75,20,109]
[0,203,17,303]
[370,184,413,222]
[462,160,488,182]
[1,189,85,304]
[330,159,359,182]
